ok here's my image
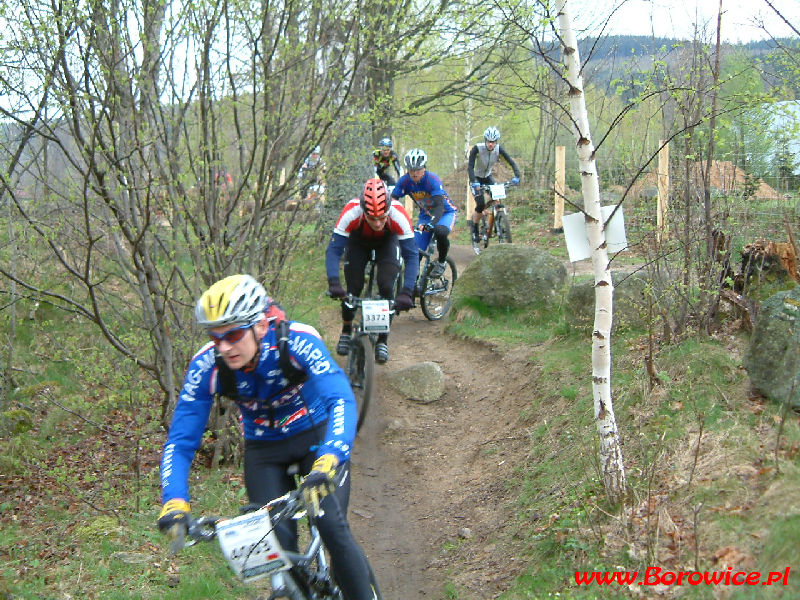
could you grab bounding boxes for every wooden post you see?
[466,183,475,217]
[657,140,669,242]
[553,145,565,232]
[464,54,474,221]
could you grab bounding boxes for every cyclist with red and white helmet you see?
[391,148,458,278]
[468,126,521,245]
[372,137,401,186]
[325,177,419,364]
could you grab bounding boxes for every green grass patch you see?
[452,309,799,600]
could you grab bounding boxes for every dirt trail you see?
[339,245,536,599]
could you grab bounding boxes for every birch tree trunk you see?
[556,0,626,502]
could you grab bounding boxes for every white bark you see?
[556,0,626,501]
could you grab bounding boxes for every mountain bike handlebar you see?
[168,488,309,554]
[478,180,519,192]
[326,292,396,312]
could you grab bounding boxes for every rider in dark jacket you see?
[372,137,401,186]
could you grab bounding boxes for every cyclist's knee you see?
[433,224,450,239]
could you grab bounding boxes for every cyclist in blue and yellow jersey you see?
[467,126,521,245]
[372,137,401,186]
[157,274,381,600]
[391,148,458,278]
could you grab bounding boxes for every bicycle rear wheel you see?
[346,334,374,432]
[496,212,512,243]
[420,257,457,320]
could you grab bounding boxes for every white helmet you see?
[195,274,272,328]
[483,126,500,142]
[404,148,427,170]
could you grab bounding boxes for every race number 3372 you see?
[362,300,391,333]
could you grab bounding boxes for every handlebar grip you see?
[168,522,186,555]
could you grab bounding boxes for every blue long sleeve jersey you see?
[160,321,356,503]
[390,171,457,225]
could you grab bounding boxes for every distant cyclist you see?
[298,145,326,198]
[467,126,520,245]
[325,178,418,364]
[391,148,457,278]
[372,137,401,186]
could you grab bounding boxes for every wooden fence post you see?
[553,145,565,232]
[657,140,669,242]
[466,183,475,217]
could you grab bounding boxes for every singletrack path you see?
[330,244,535,599]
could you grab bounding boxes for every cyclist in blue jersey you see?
[391,148,458,278]
[157,274,380,600]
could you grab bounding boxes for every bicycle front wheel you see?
[346,334,374,432]
[496,212,512,243]
[271,568,312,599]
[420,257,457,320]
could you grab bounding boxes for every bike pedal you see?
[375,342,389,364]
[335,333,351,356]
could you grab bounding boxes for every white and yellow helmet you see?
[195,274,271,328]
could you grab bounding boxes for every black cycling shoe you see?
[430,261,446,278]
[336,333,351,356]
[374,342,389,364]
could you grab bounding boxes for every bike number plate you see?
[362,299,391,333]
[215,509,290,582]
[489,184,506,200]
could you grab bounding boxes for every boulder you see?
[743,286,800,409]
[384,361,445,404]
[565,271,654,332]
[452,245,567,310]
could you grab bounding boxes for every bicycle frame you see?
[175,486,342,600]
[409,235,457,321]
[328,250,394,432]
[474,181,514,253]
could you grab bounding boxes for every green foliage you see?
[447,300,571,348]
[0,408,33,435]
[759,514,800,569]
[449,291,800,599]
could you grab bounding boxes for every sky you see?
[568,0,800,43]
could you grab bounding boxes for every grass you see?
[0,228,335,600]
[441,233,800,599]
[3,204,800,599]
[448,303,800,599]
